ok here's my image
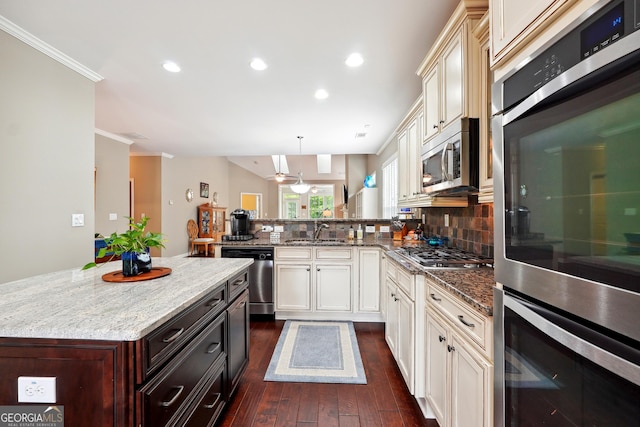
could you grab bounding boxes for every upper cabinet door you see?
[441,31,464,129]
[423,65,440,141]
[490,0,576,66]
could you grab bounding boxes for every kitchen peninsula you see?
[0,257,253,427]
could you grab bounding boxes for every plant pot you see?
[121,250,152,277]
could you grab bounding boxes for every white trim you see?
[0,15,103,82]
[129,152,175,159]
[95,128,134,145]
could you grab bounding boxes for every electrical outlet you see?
[109,213,118,221]
[262,225,274,232]
[444,213,450,227]
[18,377,56,403]
[379,225,390,233]
[71,213,84,227]
[274,225,284,233]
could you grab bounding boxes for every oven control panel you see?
[503,0,639,110]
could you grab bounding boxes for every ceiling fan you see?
[265,154,296,182]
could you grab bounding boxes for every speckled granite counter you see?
[0,257,253,341]
[386,250,495,316]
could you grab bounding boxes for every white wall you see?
[0,30,96,284]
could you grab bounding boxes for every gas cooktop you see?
[395,246,493,269]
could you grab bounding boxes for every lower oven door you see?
[494,289,640,427]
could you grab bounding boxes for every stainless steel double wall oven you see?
[493,0,640,425]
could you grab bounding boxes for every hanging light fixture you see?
[290,136,311,194]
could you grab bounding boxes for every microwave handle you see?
[441,142,452,181]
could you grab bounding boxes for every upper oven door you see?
[493,0,640,343]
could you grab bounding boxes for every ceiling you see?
[0,0,458,179]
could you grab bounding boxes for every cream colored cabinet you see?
[357,248,381,313]
[397,98,422,206]
[315,263,352,311]
[490,0,575,66]
[424,280,493,427]
[355,188,378,218]
[385,259,415,393]
[275,263,312,311]
[275,246,373,320]
[474,12,493,203]
[417,1,486,143]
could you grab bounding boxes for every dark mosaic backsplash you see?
[418,201,494,258]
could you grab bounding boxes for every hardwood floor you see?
[219,319,439,427]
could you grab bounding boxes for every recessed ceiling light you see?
[250,58,268,71]
[315,89,329,100]
[345,53,364,67]
[162,61,181,73]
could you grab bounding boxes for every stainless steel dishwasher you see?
[221,246,274,315]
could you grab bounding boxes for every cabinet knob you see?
[394,297,399,302]
[306,268,311,271]
[432,124,438,129]
[447,345,455,353]
[439,119,445,124]
[439,335,446,343]
[317,268,321,271]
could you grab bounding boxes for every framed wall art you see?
[200,182,209,198]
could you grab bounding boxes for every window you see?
[382,156,398,218]
[309,186,334,218]
[279,184,334,219]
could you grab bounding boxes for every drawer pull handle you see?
[458,315,475,328]
[203,393,222,409]
[232,279,245,287]
[206,298,223,307]
[438,335,446,343]
[430,293,442,302]
[206,342,221,354]
[161,386,184,407]
[447,345,455,353]
[162,328,184,343]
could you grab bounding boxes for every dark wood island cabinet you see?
[0,257,252,427]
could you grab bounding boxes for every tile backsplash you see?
[419,202,494,258]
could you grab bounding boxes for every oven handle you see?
[502,29,640,125]
[505,294,640,387]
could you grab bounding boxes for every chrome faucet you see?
[314,222,330,240]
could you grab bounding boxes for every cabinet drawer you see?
[426,283,489,352]
[275,247,313,260]
[178,354,227,427]
[143,283,226,380]
[138,312,226,427]
[396,267,415,301]
[315,247,352,260]
[228,269,249,301]
[386,259,398,282]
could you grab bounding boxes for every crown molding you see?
[0,15,103,82]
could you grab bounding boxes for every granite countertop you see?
[217,237,404,250]
[385,250,495,317]
[0,257,253,342]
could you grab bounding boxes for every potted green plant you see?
[83,216,165,276]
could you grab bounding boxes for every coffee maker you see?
[227,209,253,241]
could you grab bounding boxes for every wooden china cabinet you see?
[198,204,226,241]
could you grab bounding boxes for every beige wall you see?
[0,30,96,284]
[228,162,271,216]
[95,134,131,235]
[161,156,229,256]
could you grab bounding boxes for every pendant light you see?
[290,136,311,194]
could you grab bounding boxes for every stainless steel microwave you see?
[420,118,479,196]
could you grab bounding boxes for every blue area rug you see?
[264,320,367,384]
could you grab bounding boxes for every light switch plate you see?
[18,377,56,403]
[379,225,390,233]
[109,213,118,221]
[365,225,375,233]
[274,225,284,233]
[71,213,84,227]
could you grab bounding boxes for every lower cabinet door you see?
[450,334,492,427]
[275,263,312,311]
[396,290,415,393]
[425,310,448,425]
[227,289,249,396]
[315,263,352,311]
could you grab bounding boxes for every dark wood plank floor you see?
[219,319,439,427]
